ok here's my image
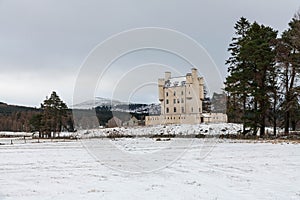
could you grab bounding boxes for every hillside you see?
[0,102,39,115]
[0,102,40,132]
[0,99,160,131]
[72,97,161,114]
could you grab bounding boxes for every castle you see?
[145,68,227,125]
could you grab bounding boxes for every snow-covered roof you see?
[202,113,211,118]
[165,76,186,87]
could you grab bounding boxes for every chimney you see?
[191,68,197,79]
[165,71,171,80]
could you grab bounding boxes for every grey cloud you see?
[0,0,299,106]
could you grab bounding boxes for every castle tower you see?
[145,68,227,125]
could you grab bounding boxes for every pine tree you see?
[239,22,278,136]
[225,17,251,132]
[225,18,278,136]
[29,113,42,134]
[277,12,300,134]
[40,91,68,138]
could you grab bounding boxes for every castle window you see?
[199,108,201,112]
[173,99,176,104]
[181,98,184,103]
[166,92,168,96]
[174,91,176,96]
[166,107,169,113]
[181,91,184,95]
[181,107,184,113]
[174,107,177,113]
[166,99,169,104]
[191,107,193,112]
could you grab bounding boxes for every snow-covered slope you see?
[72,97,124,109]
[76,123,242,138]
[72,97,161,114]
[111,103,160,114]
[0,123,242,143]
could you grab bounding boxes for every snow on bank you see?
[0,132,32,137]
[0,123,242,145]
[0,123,242,139]
[77,123,243,138]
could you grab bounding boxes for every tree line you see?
[0,102,40,132]
[225,12,300,136]
[0,92,74,137]
[0,92,151,136]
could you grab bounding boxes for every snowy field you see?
[0,138,299,200]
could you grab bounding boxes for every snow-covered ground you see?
[0,123,243,143]
[0,132,32,137]
[0,138,299,200]
[77,123,243,138]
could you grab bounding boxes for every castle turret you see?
[158,78,164,101]
[192,68,197,80]
[186,73,192,84]
[165,72,171,81]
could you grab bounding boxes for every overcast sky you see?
[0,0,299,107]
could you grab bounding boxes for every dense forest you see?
[0,92,75,136]
[0,102,40,132]
[0,93,150,134]
[225,12,300,136]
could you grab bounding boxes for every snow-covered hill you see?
[111,103,160,114]
[72,97,124,109]
[72,97,161,114]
